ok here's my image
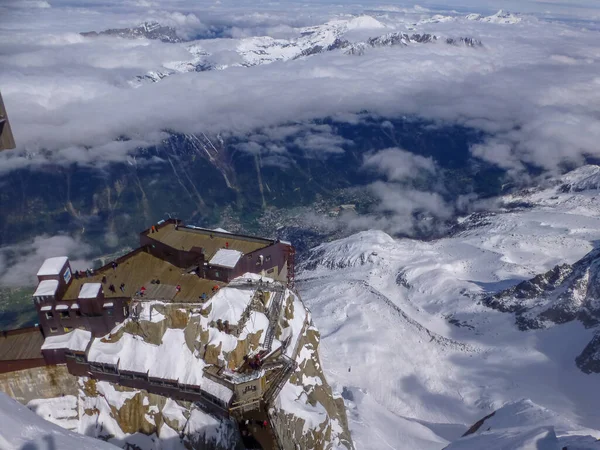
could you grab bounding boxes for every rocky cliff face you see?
[81,21,182,43]
[484,246,600,331]
[270,318,353,449]
[24,379,240,450]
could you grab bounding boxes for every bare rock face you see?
[78,378,240,449]
[483,247,600,331]
[483,246,600,373]
[575,331,600,374]
[270,295,353,450]
[81,22,182,43]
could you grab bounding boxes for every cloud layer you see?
[0,235,92,286]
[1,2,599,180]
[0,0,598,283]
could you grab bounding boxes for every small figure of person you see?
[101,275,107,284]
[111,261,117,271]
[120,283,125,293]
[109,284,115,293]
[175,284,181,293]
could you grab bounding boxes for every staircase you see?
[263,290,285,352]
[263,355,296,403]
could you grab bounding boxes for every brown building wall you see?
[232,242,289,280]
[66,355,91,377]
[0,358,46,374]
[205,266,233,283]
[41,348,67,365]
[37,298,128,338]
[141,235,203,269]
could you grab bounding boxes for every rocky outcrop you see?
[0,365,77,404]
[81,21,182,43]
[576,331,600,374]
[444,399,600,449]
[78,378,240,449]
[483,246,600,331]
[270,323,353,449]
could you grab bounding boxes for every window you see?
[50,327,58,333]
[63,326,73,333]
[247,254,252,260]
[215,271,220,278]
[75,310,81,317]
[267,268,275,274]
[45,312,54,319]
[75,355,85,363]
[266,255,271,262]
[256,260,261,266]
[60,311,69,319]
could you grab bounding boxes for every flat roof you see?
[0,329,43,361]
[33,280,59,297]
[62,251,225,303]
[209,249,243,269]
[146,223,272,259]
[41,329,91,353]
[37,257,68,276]
[79,283,102,299]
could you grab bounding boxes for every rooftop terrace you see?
[0,328,43,361]
[145,223,272,258]
[63,250,225,303]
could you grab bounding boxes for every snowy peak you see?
[467,10,522,24]
[559,165,600,193]
[81,21,182,43]
[302,230,395,270]
[121,14,485,86]
[445,400,600,449]
[484,245,600,330]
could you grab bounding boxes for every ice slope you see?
[298,165,600,449]
[0,392,118,450]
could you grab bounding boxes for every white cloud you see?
[0,235,92,286]
[1,6,597,179]
[363,148,436,182]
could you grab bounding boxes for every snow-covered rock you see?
[81,21,182,43]
[445,399,600,449]
[0,392,118,450]
[467,10,522,24]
